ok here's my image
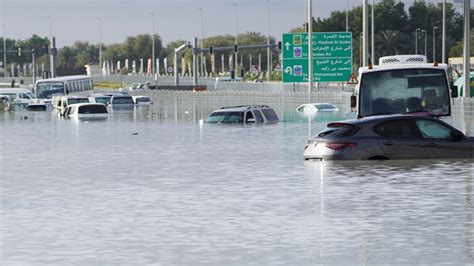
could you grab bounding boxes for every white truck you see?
[351,55,458,118]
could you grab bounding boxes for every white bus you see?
[34,75,94,99]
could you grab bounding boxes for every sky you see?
[0,0,466,47]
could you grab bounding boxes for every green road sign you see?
[282,32,352,83]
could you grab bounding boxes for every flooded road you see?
[1,108,473,265]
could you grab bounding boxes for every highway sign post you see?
[282,32,352,83]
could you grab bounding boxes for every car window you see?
[245,111,254,122]
[415,119,452,139]
[261,109,279,122]
[253,110,264,123]
[19,93,30,99]
[373,119,419,138]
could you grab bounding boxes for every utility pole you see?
[150,13,155,76]
[362,0,369,66]
[2,25,6,77]
[463,0,470,97]
[199,8,204,77]
[433,26,438,62]
[267,0,271,80]
[371,0,375,64]
[442,0,446,63]
[97,17,102,75]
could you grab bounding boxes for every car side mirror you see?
[451,82,458,98]
[246,118,256,124]
[350,95,357,108]
[450,130,464,141]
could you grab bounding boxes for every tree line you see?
[1,0,472,77]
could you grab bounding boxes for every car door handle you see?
[383,141,394,146]
[426,143,438,147]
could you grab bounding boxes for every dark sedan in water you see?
[304,114,473,160]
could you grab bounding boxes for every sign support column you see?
[307,0,313,138]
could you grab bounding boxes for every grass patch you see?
[94,82,125,89]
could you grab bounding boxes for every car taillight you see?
[325,142,357,150]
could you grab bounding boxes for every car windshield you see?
[113,97,134,104]
[359,68,450,117]
[315,104,337,110]
[68,98,89,105]
[136,97,151,102]
[78,105,108,114]
[206,111,244,123]
[95,97,111,104]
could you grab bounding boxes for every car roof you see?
[333,114,441,127]
[67,103,105,107]
[212,105,273,113]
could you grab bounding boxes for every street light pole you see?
[422,29,427,57]
[149,13,155,76]
[362,0,368,66]
[267,0,271,80]
[463,0,470,97]
[97,17,102,75]
[415,28,420,54]
[2,25,6,77]
[233,3,238,76]
[442,0,446,63]
[433,26,438,62]
[371,0,375,64]
[199,8,204,77]
[346,0,349,32]
[48,16,52,41]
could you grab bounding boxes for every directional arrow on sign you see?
[284,66,292,75]
[285,42,291,51]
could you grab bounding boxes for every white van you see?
[52,95,90,115]
[0,88,36,106]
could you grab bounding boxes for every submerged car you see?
[206,105,279,124]
[303,114,473,160]
[64,103,108,120]
[133,95,153,105]
[296,103,339,113]
[109,95,134,108]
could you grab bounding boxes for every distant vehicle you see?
[34,75,93,99]
[296,103,339,113]
[453,71,474,97]
[214,77,243,89]
[132,95,153,105]
[88,94,112,105]
[303,114,472,161]
[109,95,134,108]
[206,105,279,124]
[52,95,90,115]
[0,88,36,106]
[64,103,108,120]
[351,55,457,118]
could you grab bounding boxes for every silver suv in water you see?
[304,114,473,160]
[206,105,279,125]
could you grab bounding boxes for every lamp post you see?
[233,2,238,76]
[346,0,349,32]
[432,26,438,62]
[415,28,420,54]
[149,13,155,76]
[421,29,427,57]
[97,17,102,75]
[2,25,6,77]
[198,8,204,77]
[442,0,446,63]
[267,0,271,80]
[371,0,375,64]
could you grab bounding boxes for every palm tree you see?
[376,30,402,57]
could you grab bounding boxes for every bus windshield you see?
[359,68,450,117]
[36,82,64,98]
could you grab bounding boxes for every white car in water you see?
[206,105,279,124]
[296,103,339,113]
[132,95,153,105]
[64,103,108,120]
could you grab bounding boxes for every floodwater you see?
[1,106,473,265]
